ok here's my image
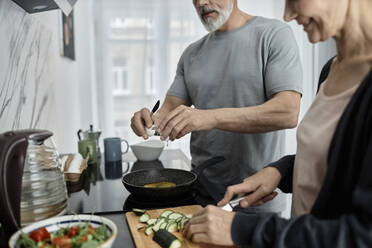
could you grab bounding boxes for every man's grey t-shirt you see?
[168,17,303,212]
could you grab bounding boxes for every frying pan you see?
[122,168,197,201]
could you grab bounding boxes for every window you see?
[112,57,130,96]
[112,66,130,95]
[110,17,154,41]
[145,58,156,95]
[96,0,206,157]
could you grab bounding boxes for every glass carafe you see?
[20,138,68,225]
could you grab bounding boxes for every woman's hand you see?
[183,205,236,246]
[217,167,282,208]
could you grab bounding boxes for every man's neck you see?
[217,8,253,32]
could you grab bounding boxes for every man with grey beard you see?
[131,0,302,214]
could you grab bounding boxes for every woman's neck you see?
[335,0,372,65]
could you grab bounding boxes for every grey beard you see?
[198,1,234,32]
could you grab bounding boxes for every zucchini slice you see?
[156,217,167,224]
[168,213,183,220]
[145,225,154,236]
[153,229,181,248]
[166,222,178,233]
[160,222,168,230]
[160,210,174,218]
[139,213,150,223]
[153,218,166,232]
[133,208,147,216]
[174,216,183,223]
[147,218,157,225]
[179,217,189,231]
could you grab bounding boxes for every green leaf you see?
[15,233,37,248]
[81,240,100,248]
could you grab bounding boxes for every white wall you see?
[35,9,82,154]
[0,0,81,154]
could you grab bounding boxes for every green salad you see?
[15,221,111,248]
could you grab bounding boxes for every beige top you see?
[291,81,359,217]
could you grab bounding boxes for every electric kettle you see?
[0,130,68,235]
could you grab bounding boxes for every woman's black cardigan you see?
[231,59,372,247]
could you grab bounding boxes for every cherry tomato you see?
[80,234,88,242]
[52,236,72,248]
[87,225,96,235]
[67,226,79,237]
[29,227,50,242]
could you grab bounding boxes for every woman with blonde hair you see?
[184,0,372,247]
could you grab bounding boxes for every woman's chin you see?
[306,30,332,44]
[306,31,322,44]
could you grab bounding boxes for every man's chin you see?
[202,22,220,32]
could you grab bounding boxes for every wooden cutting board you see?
[125,205,234,248]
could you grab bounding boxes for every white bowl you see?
[130,140,165,161]
[9,215,118,248]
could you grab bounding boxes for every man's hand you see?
[183,205,235,246]
[217,167,282,208]
[157,105,217,141]
[130,108,154,139]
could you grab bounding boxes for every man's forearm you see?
[213,91,301,133]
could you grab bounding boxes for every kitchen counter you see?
[97,212,135,248]
[66,149,192,248]
[1,149,192,248]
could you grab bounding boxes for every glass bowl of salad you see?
[8,214,118,248]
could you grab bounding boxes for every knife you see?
[146,100,161,137]
[151,100,160,114]
[221,196,245,212]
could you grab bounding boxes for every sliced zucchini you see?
[160,210,174,218]
[147,218,157,225]
[152,225,160,232]
[185,214,192,219]
[153,229,181,248]
[139,213,150,223]
[133,208,147,216]
[153,218,166,232]
[145,225,154,236]
[166,222,178,233]
[174,216,183,223]
[180,217,189,231]
[159,222,167,230]
[170,240,182,248]
[168,213,183,220]
[156,217,167,224]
